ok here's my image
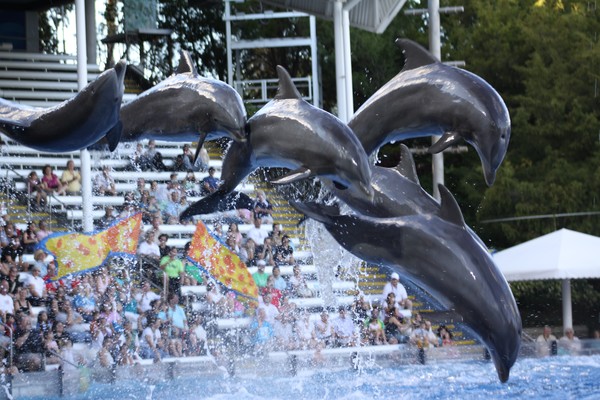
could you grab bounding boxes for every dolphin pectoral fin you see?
[180,189,229,221]
[271,167,312,185]
[105,121,122,152]
[428,132,462,154]
[192,132,208,164]
[289,201,340,225]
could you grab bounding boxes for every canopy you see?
[493,228,600,332]
[494,228,600,281]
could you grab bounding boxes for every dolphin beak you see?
[483,164,497,186]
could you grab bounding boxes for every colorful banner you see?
[39,213,142,280]
[187,221,258,301]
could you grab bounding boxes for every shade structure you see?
[493,228,600,332]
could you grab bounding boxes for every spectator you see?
[363,308,387,345]
[157,234,171,258]
[93,166,117,196]
[227,223,243,248]
[271,266,287,292]
[36,220,53,241]
[31,249,50,277]
[559,327,582,354]
[437,325,454,347]
[274,235,295,265]
[295,311,317,350]
[257,237,276,267]
[144,140,167,171]
[26,171,47,210]
[313,311,334,348]
[201,167,220,195]
[288,265,313,298]
[536,325,558,356]
[270,223,285,247]
[21,221,39,253]
[252,260,269,288]
[41,165,66,196]
[129,142,150,171]
[261,276,282,309]
[5,267,22,297]
[182,171,199,197]
[159,247,185,297]
[381,272,412,310]
[139,315,164,361]
[186,313,207,356]
[60,159,82,194]
[135,281,161,315]
[332,306,357,347]
[249,308,274,353]
[14,314,44,371]
[410,320,437,349]
[96,206,116,230]
[253,190,274,224]
[246,216,269,253]
[0,281,14,321]
[1,235,27,272]
[138,230,161,270]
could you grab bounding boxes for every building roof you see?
[260,0,408,34]
[0,0,73,11]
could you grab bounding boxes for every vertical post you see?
[333,0,347,122]
[84,0,96,65]
[428,0,444,200]
[562,279,573,332]
[225,0,234,87]
[342,8,353,122]
[309,16,320,107]
[76,0,94,233]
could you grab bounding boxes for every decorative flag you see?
[187,220,258,301]
[39,213,142,281]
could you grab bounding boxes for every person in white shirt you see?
[26,265,47,306]
[381,272,412,310]
[559,327,582,354]
[0,281,13,321]
[246,216,270,250]
[258,292,279,324]
[536,325,558,356]
[135,281,161,314]
[137,231,161,270]
[313,311,334,347]
[332,306,357,347]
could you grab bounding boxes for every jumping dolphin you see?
[349,38,511,186]
[180,65,373,220]
[0,60,126,152]
[118,51,247,157]
[290,187,522,383]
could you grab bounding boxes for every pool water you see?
[26,355,600,400]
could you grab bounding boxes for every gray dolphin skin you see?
[290,187,522,383]
[180,65,373,220]
[118,51,247,153]
[348,38,511,186]
[0,60,126,152]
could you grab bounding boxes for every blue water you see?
[29,355,600,400]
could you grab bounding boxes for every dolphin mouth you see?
[483,164,497,186]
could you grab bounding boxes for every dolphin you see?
[118,50,247,157]
[0,60,126,152]
[348,38,511,186]
[290,186,522,383]
[180,65,373,220]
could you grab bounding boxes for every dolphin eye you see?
[501,134,506,140]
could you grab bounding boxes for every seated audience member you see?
[21,221,39,253]
[258,292,279,324]
[536,325,558,356]
[186,313,207,356]
[32,249,50,277]
[313,311,334,348]
[246,217,270,256]
[559,327,582,354]
[269,223,285,247]
[144,140,167,171]
[274,235,295,265]
[183,170,199,197]
[288,265,313,298]
[60,159,82,194]
[135,281,161,315]
[271,265,287,292]
[253,190,274,224]
[410,320,437,349]
[26,171,47,210]
[381,272,412,310]
[249,308,274,353]
[364,309,387,345]
[1,235,27,272]
[295,311,317,350]
[138,231,161,269]
[252,260,269,288]
[159,247,185,296]
[93,166,117,196]
[14,314,44,371]
[13,286,32,316]
[257,237,276,267]
[26,265,47,306]
[332,306,357,347]
[227,223,243,248]
[0,281,14,321]
[36,220,53,241]
[437,325,454,347]
[139,316,164,361]
[5,267,22,296]
[201,167,220,195]
[41,165,67,195]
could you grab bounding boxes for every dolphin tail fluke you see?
[105,121,122,152]
[271,167,312,185]
[289,201,340,225]
[428,131,462,154]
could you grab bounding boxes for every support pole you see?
[309,16,320,107]
[225,0,234,87]
[562,279,573,332]
[429,0,444,200]
[333,0,347,122]
[342,7,354,121]
[76,0,93,232]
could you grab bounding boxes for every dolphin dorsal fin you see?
[437,184,465,226]
[395,38,439,72]
[275,65,303,100]
[176,51,198,75]
[396,144,420,184]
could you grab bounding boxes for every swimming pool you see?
[18,353,600,400]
